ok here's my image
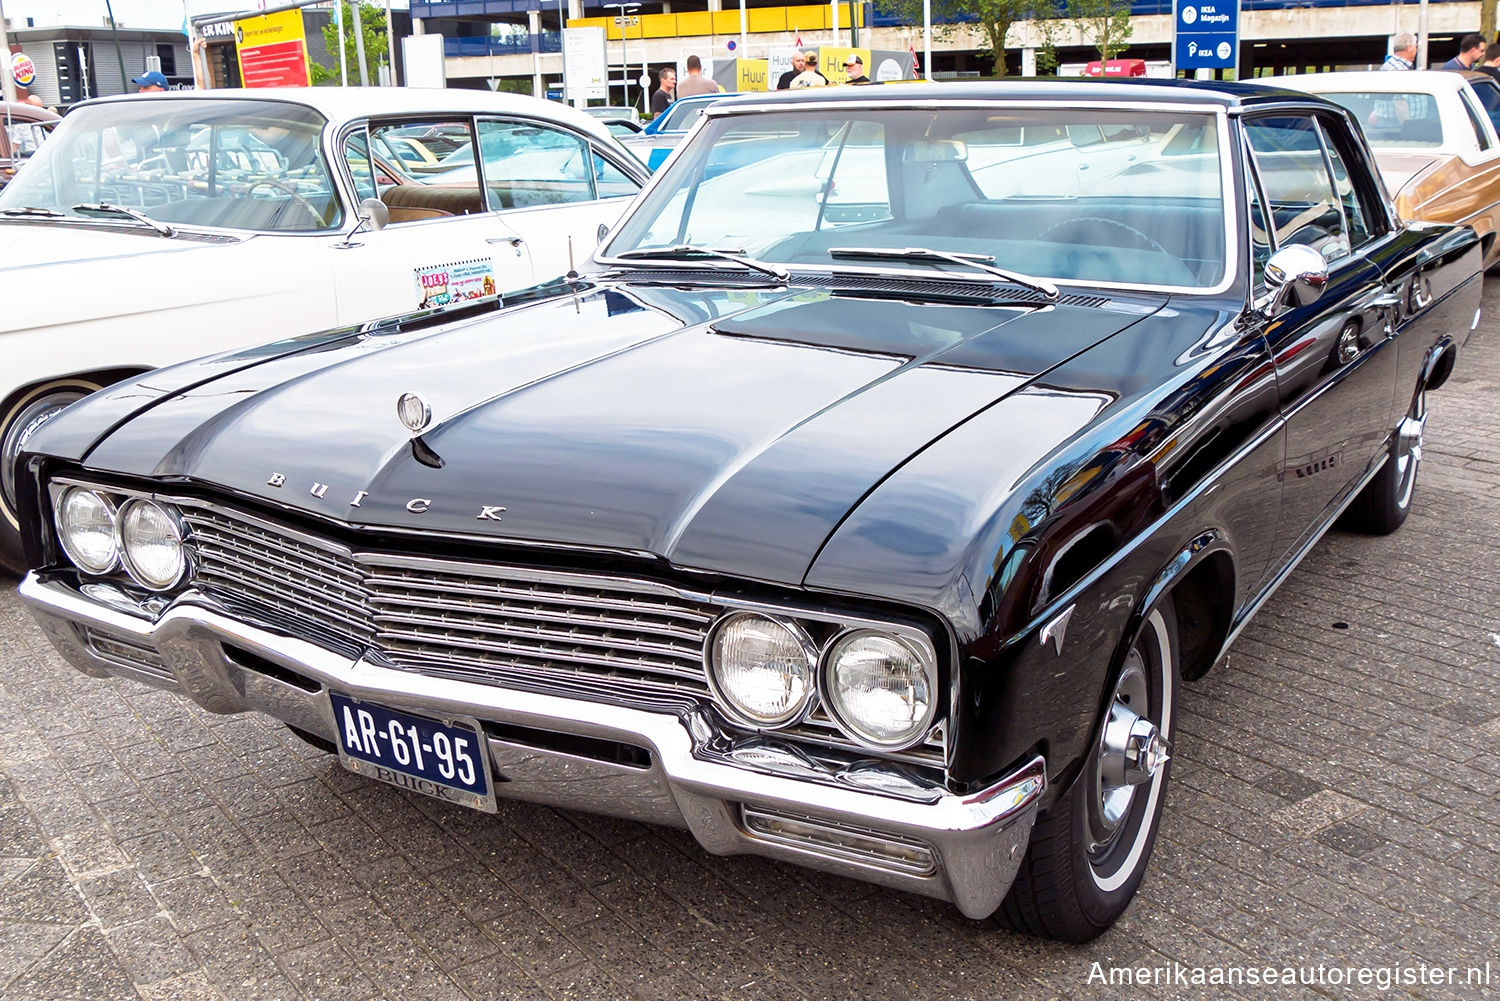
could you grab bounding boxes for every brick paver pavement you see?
[1,285,1497,1001]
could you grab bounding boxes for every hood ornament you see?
[397,393,432,434]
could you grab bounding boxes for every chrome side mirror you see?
[331,197,389,250]
[1261,244,1328,317]
[358,197,389,233]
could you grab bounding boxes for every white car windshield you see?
[604,108,1228,289]
[0,98,340,232]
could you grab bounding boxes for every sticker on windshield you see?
[416,258,496,309]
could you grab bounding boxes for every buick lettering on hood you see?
[14,82,1480,941]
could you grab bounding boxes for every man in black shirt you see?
[650,67,676,115]
[776,52,806,90]
[844,55,872,85]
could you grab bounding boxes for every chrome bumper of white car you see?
[20,571,1044,919]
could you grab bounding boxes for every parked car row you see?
[0,87,651,571]
[11,80,1481,943]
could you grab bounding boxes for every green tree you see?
[886,0,1060,76]
[1066,0,1133,65]
[309,1,390,86]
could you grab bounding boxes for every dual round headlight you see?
[705,612,938,750]
[55,488,187,590]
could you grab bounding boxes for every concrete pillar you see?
[708,0,722,11]
[412,18,424,35]
[1022,47,1036,77]
[568,0,583,21]
[529,8,544,98]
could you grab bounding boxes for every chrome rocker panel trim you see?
[20,572,1044,920]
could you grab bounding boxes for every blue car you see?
[622,93,731,171]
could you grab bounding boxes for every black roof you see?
[714,78,1328,112]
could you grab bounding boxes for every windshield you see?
[0,98,341,231]
[661,99,715,132]
[604,108,1228,289]
[1319,91,1444,147]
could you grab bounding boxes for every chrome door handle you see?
[486,236,525,256]
[1370,293,1402,308]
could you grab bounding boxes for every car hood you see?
[57,279,1163,586]
[0,222,291,334]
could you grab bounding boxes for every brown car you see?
[1,102,60,189]
[1269,69,1500,270]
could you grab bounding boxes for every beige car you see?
[1268,69,1500,269]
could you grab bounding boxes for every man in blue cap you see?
[131,71,168,92]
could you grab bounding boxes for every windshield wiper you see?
[0,205,64,218]
[827,246,1058,301]
[70,202,175,237]
[612,245,789,282]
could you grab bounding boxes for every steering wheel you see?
[1037,216,1172,257]
[246,178,326,228]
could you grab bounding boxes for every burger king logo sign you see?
[10,52,36,89]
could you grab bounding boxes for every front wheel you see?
[998,600,1178,942]
[0,380,102,574]
[1342,396,1424,536]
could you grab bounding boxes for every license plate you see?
[329,693,496,812]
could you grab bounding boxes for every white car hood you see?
[0,223,308,336]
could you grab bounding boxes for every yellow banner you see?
[819,47,872,86]
[736,59,769,93]
[234,8,311,89]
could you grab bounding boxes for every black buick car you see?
[13,82,1481,941]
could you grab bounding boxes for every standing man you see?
[1380,32,1417,71]
[1442,34,1486,71]
[843,54,872,85]
[651,67,676,114]
[131,70,168,92]
[676,55,721,97]
[776,52,806,90]
[1479,43,1500,83]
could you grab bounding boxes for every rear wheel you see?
[1343,394,1424,535]
[0,380,103,574]
[999,600,1178,942]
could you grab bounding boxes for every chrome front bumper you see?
[20,572,1044,919]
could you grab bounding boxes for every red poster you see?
[240,39,311,88]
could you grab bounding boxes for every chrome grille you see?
[187,509,376,648]
[180,506,944,764]
[364,562,717,696]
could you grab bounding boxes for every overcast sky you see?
[4,2,408,32]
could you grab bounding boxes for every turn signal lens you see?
[118,500,186,590]
[824,630,936,749]
[707,612,815,727]
[56,488,118,574]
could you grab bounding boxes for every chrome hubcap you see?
[1394,409,1425,510]
[1091,649,1170,849]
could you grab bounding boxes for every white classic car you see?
[1267,69,1500,270]
[0,87,651,570]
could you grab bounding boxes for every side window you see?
[1319,122,1375,249]
[1459,92,1493,151]
[343,129,377,203]
[1246,152,1273,289]
[592,150,640,199]
[476,119,594,208]
[1244,116,1347,263]
[366,120,484,225]
[1465,81,1500,145]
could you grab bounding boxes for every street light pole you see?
[604,2,640,109]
